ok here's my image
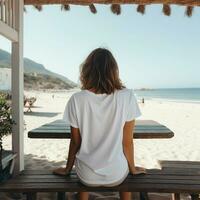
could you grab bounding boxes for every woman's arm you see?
[53,126,81,175]
[123,120,146,175]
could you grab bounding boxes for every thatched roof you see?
[24,0,200,16]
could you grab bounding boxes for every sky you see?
[0,5,200,89]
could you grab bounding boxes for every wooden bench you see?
[159,160,200,200]
[0,167,200,200]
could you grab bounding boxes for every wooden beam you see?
[0,20,18,42]
[24,0,200,6]
[11,0,24,175]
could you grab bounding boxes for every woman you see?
[53,48,146,200]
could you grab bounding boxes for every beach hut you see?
[0,0,200,176]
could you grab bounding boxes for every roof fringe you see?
[137,4,145,14]
[185,6,193,17]
[34,5,43,11]
[89,4,97,14]
[111,4,121,15]
[61,4,70,11]
[162,4,171,16]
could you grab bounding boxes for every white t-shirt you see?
[63,88,141,185]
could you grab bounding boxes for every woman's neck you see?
[88,88,101,94]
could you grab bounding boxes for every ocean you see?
[134,88,200,103]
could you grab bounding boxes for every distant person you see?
[53,48,146,200]
[142,98,145,104]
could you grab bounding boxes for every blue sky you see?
[0,5,200,89]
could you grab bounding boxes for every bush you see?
[0,94,14,152]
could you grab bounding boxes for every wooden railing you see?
[0,0,16,29]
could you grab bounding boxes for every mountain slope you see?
[0,49,77,89]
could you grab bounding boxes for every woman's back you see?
[53,48,145,199]
[63,88,141,185]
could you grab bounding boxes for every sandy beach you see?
[2,89,200,200]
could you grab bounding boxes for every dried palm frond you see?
[61,4,70,11]
[34,5,42,11]
[162,4,171,16]
[185,6,193,17]
[137,4,145,14]
[89,4,97,14]
[111,4,121,15]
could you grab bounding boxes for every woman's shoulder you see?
[70,89,135,100]
[117,88,138,105]
[70,90,87,99]
[117,88,135,96]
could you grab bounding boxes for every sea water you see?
[134,88,200,103]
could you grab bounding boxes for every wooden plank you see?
[29,129,172,133]
[7,170,200,183]
[162,164,200,169]
[44,120,162,126]
[0,16,18,41]
[28,131,173,139]
[160,160,200,168]
[8,177,200,184]
[1,182,200,193]
[42,120,161,126]
[36,126,168,130]
[12,174,200,179]
[14,173,200,182]
[19,169,200,176]
[20,170,200,177]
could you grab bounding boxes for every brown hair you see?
[80,48,125,94]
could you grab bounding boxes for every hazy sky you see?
[0,5,200,89]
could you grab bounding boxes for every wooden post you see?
[11,0,24,174]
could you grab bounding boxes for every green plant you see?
[0,94,14,156]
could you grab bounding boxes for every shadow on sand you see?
[24,112,61,118]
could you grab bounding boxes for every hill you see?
[24,73,75,90]
[0,49,77,90]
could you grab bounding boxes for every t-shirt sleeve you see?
[63,95,79,128]
[126,89,142,121]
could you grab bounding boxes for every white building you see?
[0,68,11,91]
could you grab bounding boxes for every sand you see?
[2,88,200,200]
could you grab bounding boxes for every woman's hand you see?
[53,167,70,176]
[130,166,146,175]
